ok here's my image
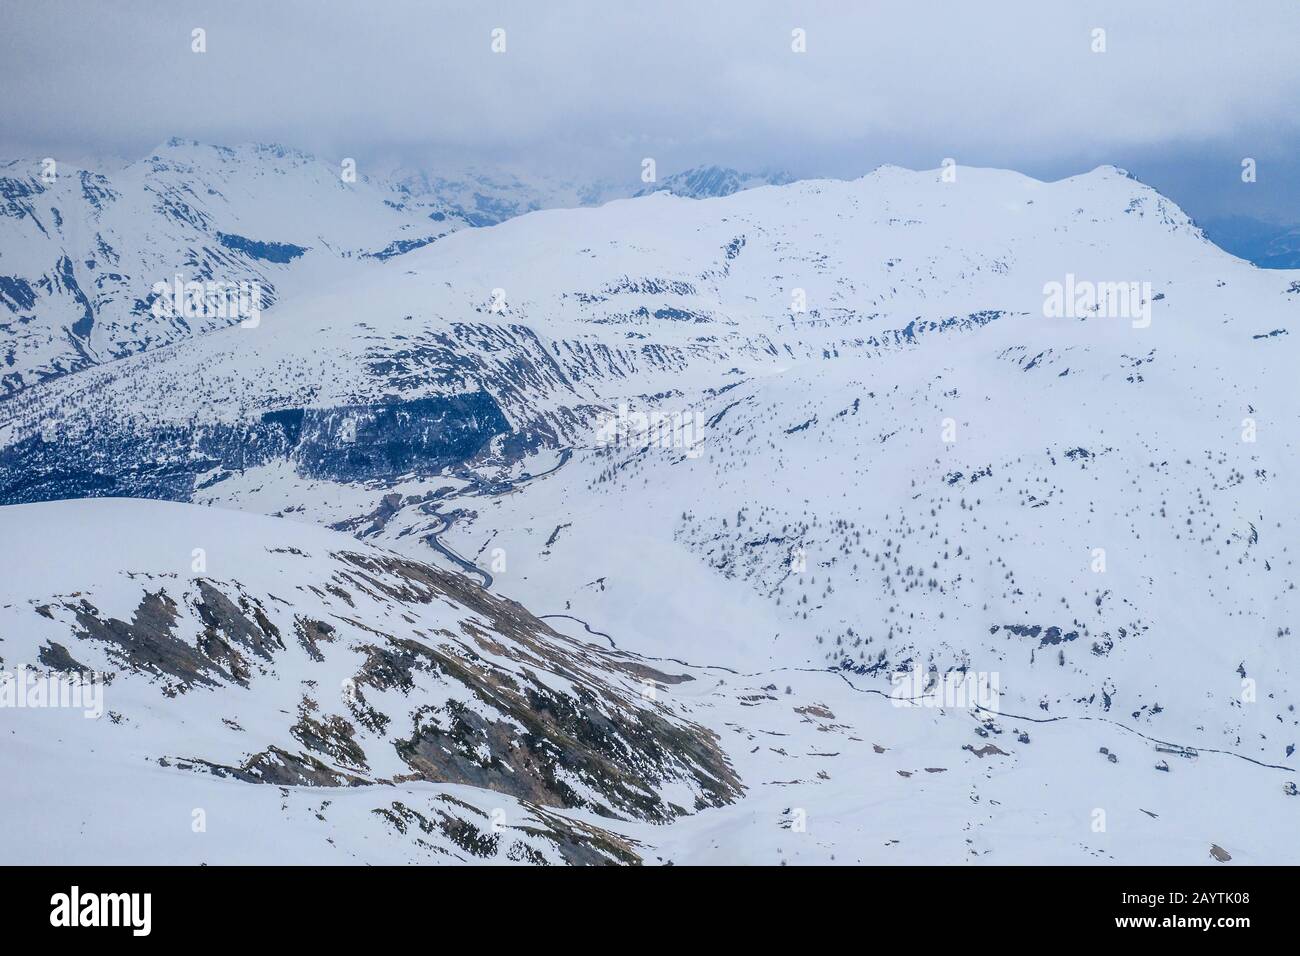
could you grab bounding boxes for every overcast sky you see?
[4,0,1299,221]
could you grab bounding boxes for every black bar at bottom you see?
[2,865,1282,940]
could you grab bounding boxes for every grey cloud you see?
[2,0,1297,218]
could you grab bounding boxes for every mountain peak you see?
[1088,163,1139,181]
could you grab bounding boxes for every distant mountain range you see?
[633,164,793,199]
[1200,215,1300,269]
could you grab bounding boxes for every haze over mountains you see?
[1,140,1297,864]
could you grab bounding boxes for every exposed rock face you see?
[11,513,742,835]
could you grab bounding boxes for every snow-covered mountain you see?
[634,164,793,199]
[390,165,622,227]
[0,143,795,400]
[2,161,1298,864]
[0,140,479,397]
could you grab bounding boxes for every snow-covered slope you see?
[0,497,740,864]
[1,498,1294,865]
[2,164,1297,863]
